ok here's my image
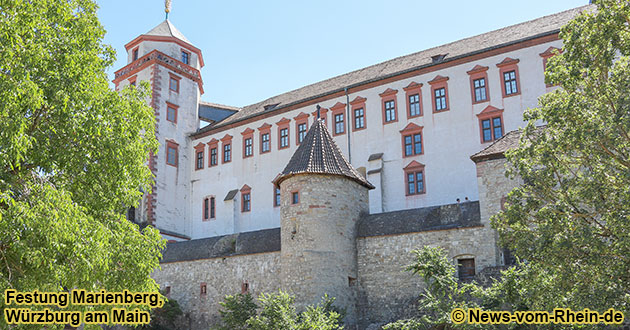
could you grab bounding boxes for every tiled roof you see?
[275,119,374,189]
[144,19,191,44]
[358,201,481,237]
[160,228,280,263]
[195,5,591,135]
[470,126,545,162]
[199,102,240,123]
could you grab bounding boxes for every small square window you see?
[291,191,299,205]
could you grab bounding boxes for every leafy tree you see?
[214,291,344,330]
[494,0,630,316]
[0,0,164,328]
[137,291,184,330]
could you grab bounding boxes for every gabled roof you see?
[145,19,191,44]
[193,5,592,137]
[275,119,374,189]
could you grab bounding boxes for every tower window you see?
[181,50,190,65]
[291,191,299,205]
[166,105,177,123]
[200,283,207,296]
[166,141,178,167]
[274,186,281,207]
[169,74,181,93]
[132,48,138,61]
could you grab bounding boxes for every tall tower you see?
[275,119,374,326]
[113,20,204,241]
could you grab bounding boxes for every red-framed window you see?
[203,196,215,221]
[404,161,426,196]
[399,123,424,158]
[277,118,290,149]
[428,75,450,113]
[221,134,232,163]
[241,128,254,158]
[166,140,179,167]
[403,81,423,119]
[294,112,309,144]
[329,102,346,136]
[181,49,191,65]
[476,105,505,143]
[241,185,251,213]
[496,57,521,98]
[379,88,398,124]
[207,138,218,167]
[273,185,281,207]
[467,65,490,104]
[166,101,178,123]
[539,46,561,87]
[350,96,367,132]
[258,123,272,154]
[168,73,181,93]
[194,142,205,170]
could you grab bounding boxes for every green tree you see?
[0,0,164,328]
[494,0,630,316]
[214,292,258,330]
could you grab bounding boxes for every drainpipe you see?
[344,87,352,163]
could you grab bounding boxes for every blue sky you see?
[98,0,587,107]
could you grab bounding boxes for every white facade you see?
[114,13,568,240]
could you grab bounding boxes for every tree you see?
[0,0,164,328]
[493,0,630,315]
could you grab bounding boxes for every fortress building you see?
[112,5,590,329]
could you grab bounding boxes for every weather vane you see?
[165,0,171,20]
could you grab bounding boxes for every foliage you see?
[0,0,163,328]
[214,291,344,330]
[214,293,258,330]
[137,292,184,330]
[494,0,630,316]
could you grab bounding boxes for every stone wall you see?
[153,252,280,330]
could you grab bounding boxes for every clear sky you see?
[98,0,587,108]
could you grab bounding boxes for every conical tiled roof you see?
[275,119,374,189]
[144,20,191,44]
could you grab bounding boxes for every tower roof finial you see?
[165,0,171,20]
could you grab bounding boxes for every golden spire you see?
[165,0,171,20]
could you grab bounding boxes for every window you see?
[408,94,420,116]
[429,75,449,113]
[291,191,299,204]
[404,161,426,195]
[458,258,475,281]
[166,140,178,167]
[280,128,288,148]
[196,150,204,169]
[200,283,207,296]
[210,147,217,166]
[242,193,251,212]
[244,137,253,157]
[434,88,446,111]
[203,197,209,220]
[384,100,396,122]
[497,57,521,98]
[298,123,307,143]
[223,143,231,163]
[312,107,329,126]
[354,108,365,130]
[400,123,424,158]
[169,73,181,93]
[404,134,422,156]
[334,113,344,134]
[481,117,503,142]
[274,186,281,207]
[166,103,178,123]
[379,88,398,124]
[132,48,138,61]
[503,71,518,95]
[350,96,367,132]
[261,133,270,153]
[294,112,309,145]
[181,50,190,65]
[277,118,290,149]
[473,78,487,102]
[128,76,137,87]
[539,46,561,87]
[477,105,505,143]
[241,185,251,213]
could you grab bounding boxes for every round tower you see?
[275,118,374,326]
